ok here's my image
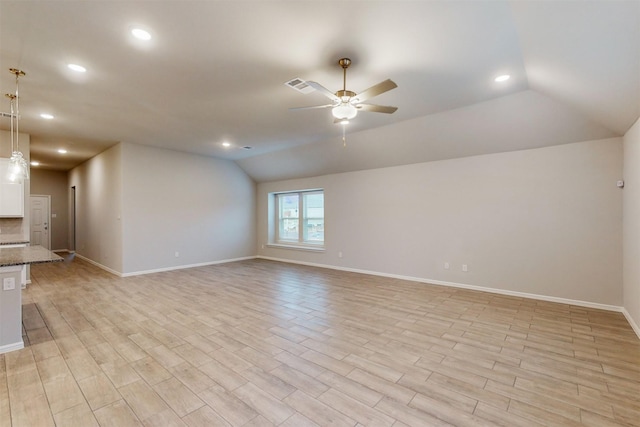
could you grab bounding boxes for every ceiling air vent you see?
[284,78,315,94]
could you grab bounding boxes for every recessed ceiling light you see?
[30,161,40,166]
[40,113,54,120]
[131,28,151,41]
[68,64,86,73]
[57,149,67,154]
[495,74,510,82]
[222,142,231,148]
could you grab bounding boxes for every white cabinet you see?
[0,158,24,218]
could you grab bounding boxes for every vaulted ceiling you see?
[1,1,638,182]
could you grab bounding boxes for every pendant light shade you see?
[7,151,28,182]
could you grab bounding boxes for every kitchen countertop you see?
[0,234,30,245]
[0,245,63,267]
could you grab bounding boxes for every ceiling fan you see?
[288,58,397,123]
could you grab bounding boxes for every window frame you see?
[273,189,324,249]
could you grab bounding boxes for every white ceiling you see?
[0,1,638,181]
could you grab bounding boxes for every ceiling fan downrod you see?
[337,58,355,100]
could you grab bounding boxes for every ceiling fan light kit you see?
[332,103,357,120]
[289,57,398,123]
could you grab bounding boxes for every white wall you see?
[69,144,123,273]
[257,138,623,306]
[623,118,640,334]
[121,143,256,275]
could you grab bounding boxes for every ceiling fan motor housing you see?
[336,90,356,102]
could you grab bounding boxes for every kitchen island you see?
[0,245,63,354]
[0,235,31,287]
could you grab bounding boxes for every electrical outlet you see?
[338,251,343,258]
[175,251,179,257]
[3,277,16,291]
[444,262,450,270]
[462,264,468,272]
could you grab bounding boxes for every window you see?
[275,189,324,246]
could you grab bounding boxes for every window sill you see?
[266,243,325,253]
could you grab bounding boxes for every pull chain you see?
[342,124,347,147]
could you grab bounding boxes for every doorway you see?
[29,195,51,250]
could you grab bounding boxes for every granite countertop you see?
[0,245,63,267]
[0,234,30,245]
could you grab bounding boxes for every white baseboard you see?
[257,256,633,324]
[73,253,257,278]
[74,253,123,277]
[121,256,257,277]
[0,340,24,355]
[621,308,640,339]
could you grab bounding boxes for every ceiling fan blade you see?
[356,103,398,114]
[352,79,397,103]
[289,104,334,111]
[306,81,340,102]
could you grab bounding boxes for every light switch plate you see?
[3,277,16,290]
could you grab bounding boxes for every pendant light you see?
[4,68,28,183]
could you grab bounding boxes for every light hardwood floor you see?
[1,256,639,426]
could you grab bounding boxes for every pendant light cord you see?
[14,71,20,153]
[9,95,15,154]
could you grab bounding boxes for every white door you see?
[30,195,51,250]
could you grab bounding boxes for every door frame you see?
[30,194,51,250]
[70,186,76,253]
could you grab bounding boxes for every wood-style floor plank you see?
[0,256,637,426]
